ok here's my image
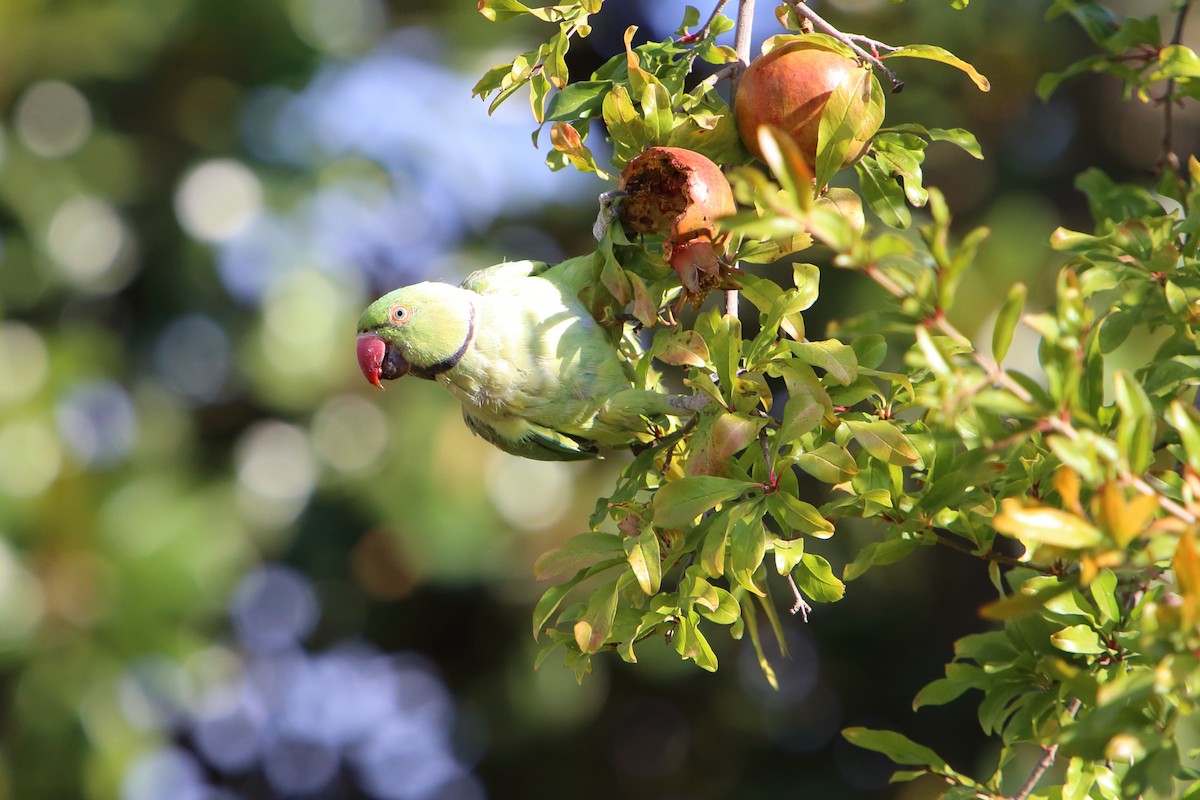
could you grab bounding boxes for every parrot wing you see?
[461,255,599,300]
[461,408,600,461]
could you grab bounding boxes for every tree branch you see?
[933,529,1058,575]
[780,0,904,92]
[1010,698,1082,800]
[726,0,756,320]
[1161,0,1193,169]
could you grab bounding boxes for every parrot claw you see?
[593,190,629,242]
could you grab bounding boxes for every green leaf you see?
[698,586,741,625]
[546,80,611,121]
[1167,399,1200,471]
[913,677,973,710]
[991,282,1026,363]
[926,127,983,159]
[1113,369,1155,473]
[846,419,921,466]
[477,0,532,22]
[532,559,624,639]
[844,536,921,581]
[641,80,673,144]
[852,334,887,370]
[534,532,625,580]
[856,155,911,229]
[790,339,858,385]
[796,442,858,483]
[814,66,876,189]
[756,124,815,207]
[768,491,835,537]
[652,476,756,528]
[772,537,805,575]
[842,727,948,769]
[1090,568,1120,627]
[602,84,647,167]
[1098,307,1137,353]
[624,529,662,595]
[699,509,731,577]
[729,514,768,578]
[674,614,719,671]
[794,553,845,603]
[883,45,991,91]
[778,395,823,445]
[1050,623,1106,655]
[739,597,778,688]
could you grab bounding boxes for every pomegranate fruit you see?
[618,146,736,297]
[735,41,882,172]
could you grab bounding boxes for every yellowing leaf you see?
[1090,482,1157,547]
[573,578,620,654]
[1050,623,1106,655]
[993,499,1104,550]
[1173,529,1200,627]
[846,419,921,466]
[624,529,662,595]
[796,441,858,483]
[657,329,710,367]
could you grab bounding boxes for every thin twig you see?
[785,574,812,620]
[1161,1,1193,169]
[726,0,756,320]
[932,314,1036,406]
[1127,472,1198,525]
[781,0,904,91]
[677,0,732,44]
[1010,698,1082,800]
[730,0,756,100]
[933,529,1058,575]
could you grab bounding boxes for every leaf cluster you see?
[476,2,1200,798]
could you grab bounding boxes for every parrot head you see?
[356,283,476,389]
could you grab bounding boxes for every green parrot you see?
[356,255,702,461]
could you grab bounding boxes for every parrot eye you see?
[390,305,410,324]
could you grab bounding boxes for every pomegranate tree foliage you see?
[478,1,1200,798]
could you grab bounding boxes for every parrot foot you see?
[593,190,629,242]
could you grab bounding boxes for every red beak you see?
[357,335,387,389]
[357,334,410,389]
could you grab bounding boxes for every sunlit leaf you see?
[846,419,921,466]
[993,499,1104,550]
[657,329,710,367]
[1050,623,1106,655]
[842,728,948,769]
[651,476,757,528]
[624,529,662,595]
[796,441,858,483]
[883,45,991,91]
[534,532,625,580]
[793,552,845,603]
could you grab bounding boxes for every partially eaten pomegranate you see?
[618,146,737,300]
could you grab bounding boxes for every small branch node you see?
[782,0,903,91]
[786,574,812,621]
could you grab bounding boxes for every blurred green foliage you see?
[0,0,1184,798]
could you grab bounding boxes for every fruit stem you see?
[781,0,905,92]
